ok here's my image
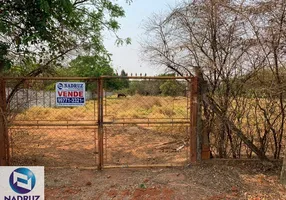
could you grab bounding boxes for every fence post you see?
[189,75,204,163]
[0,78,8,166]
[97,77,104,170]
[190,77,198,163]
[197,75,204,162]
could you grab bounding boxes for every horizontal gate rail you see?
[103,121,190,125]
[3,77,99,80]
[3,76,191,80]
[9,123,99,127]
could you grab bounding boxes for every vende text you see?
[57,91,83,97]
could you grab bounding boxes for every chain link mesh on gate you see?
[5,76,193,168]
[101,77,192,167]
[6,78,98,168]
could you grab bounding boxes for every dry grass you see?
[106,95,187,119]
[14,95,188,121]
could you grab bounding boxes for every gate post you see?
[189,75,210,163]
[97,77,104,170]
[0,78,8,166]
[190,76,198,163]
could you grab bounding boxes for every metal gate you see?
[1,76,199,169]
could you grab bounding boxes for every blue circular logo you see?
[57,83,63,90]
[9,168,36,194]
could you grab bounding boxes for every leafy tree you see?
[105,69,130,91]
[64,55,114,77]
[130,80,161,96]
[160,80,185,96]
[119,70,129,88]
[0,0,132,166]
[0,0,131,74]
[1,0,132,105]
[58,55,130,91]
[100,69,130,92]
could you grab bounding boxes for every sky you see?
[104,0,180,76]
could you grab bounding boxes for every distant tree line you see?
[114,73,186,97]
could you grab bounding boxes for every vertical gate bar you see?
[97,78,101,169]
[97,77,104,170]
[94,77,98,167]
[93,84,96,121]
[43,87,45,107]
[26,82,29,108]
[16,89,19,111]
[105,93,107,116]
[94,79,98,166]
[104,126,107,162]
[185,126,189,164]
[94,128,97,166]
[49,90,51,107]
[0,78,8,165]
[22,87,25,108]
[36,87,38,106]
[100,78,104,168]
[190,77,198,163]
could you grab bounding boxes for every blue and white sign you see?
[56,82,86,106]
[0,166,44,200]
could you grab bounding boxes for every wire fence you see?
[1,76,198,169]
[6,87,98,110]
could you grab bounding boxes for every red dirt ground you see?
[9,125,286,199]
[45,160,286,200]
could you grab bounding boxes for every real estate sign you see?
[56,82,85,106]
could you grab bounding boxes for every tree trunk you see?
[218,121,226,158]
[227,126,237,159]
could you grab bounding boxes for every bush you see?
[160,80,185,96]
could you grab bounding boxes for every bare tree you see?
[246,0,286,159]
[141,0,285,161]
